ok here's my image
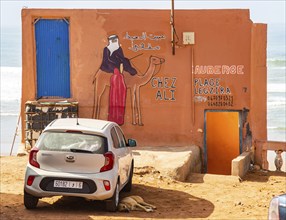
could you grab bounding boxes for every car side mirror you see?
[127,139,137,147]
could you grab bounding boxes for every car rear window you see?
[36,131,108,154]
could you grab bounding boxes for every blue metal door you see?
[35,19,70,98]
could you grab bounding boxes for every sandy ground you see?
[1,156,286,220]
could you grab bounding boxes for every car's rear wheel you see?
[123,161,133,192]
[106,180,119,212]
[24,190,39,209]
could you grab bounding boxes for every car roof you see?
[44,118,116,134]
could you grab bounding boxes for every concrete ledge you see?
[187,173,242,184]
[231,151,252,178]
[133,145,201,181]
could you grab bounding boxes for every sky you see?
[0,0,285,29]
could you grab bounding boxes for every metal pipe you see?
[171,0,175,55]
[191,45,195,124]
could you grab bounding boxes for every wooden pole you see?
[10,114,21,156]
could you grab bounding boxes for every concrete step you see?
[133,145,202,181]
[187,173,242,184]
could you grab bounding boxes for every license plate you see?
[54,180,83,189]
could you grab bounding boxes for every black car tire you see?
[24,190,39,209]
[122,161,133,192]
[106,180,120,212]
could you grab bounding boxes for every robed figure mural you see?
[92,34,165,126]
[98,35,137,125]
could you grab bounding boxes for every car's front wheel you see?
[106,180,120,212]
[24,190,39,209]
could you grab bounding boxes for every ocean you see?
[0,24,285,171]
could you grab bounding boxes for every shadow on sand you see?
[187,170,286,184]
[242,170,286,182]
[1,183,214,219]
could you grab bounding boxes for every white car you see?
[24,118,136,211]
[269,194,286,220]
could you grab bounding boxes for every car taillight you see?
[27,176,35,186]
[100,152,114,172]
[103,180,111,191]
[29,148,40,168]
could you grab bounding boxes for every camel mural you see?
[92,55,165,125]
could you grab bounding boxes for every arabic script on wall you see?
[124,32,166,52]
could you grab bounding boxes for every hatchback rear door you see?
[35,131,107,174]
[37,151,105,174]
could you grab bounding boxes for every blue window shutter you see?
[35,19,70,98]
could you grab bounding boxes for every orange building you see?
[21,9,267,174]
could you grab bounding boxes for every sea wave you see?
[267,58,286,68]
[0,66,22,72]
[267,83,286,93]
[0,112,19,116]
[267,126,286,131]
[0,66,22,101]
[267,102,286,108]
[268,66,286,70]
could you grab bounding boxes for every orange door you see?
[206,111,240,175]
